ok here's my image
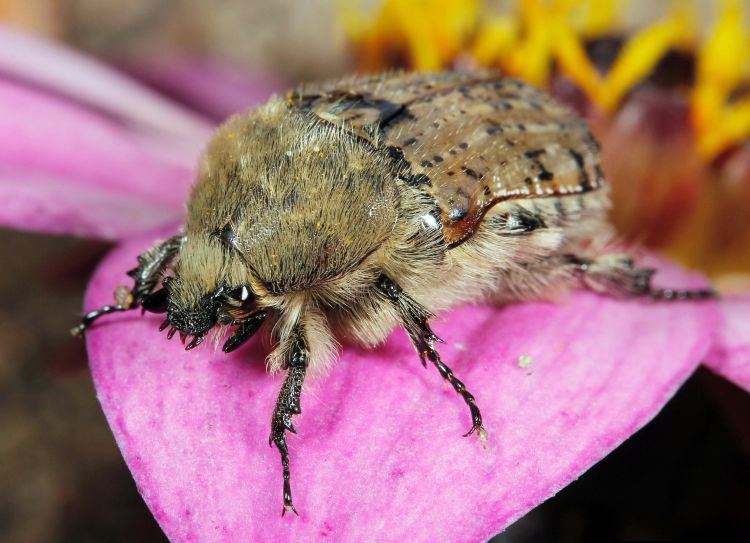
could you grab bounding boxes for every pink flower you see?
[1,26,747,542]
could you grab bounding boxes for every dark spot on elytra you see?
[447,171,455,176]
[461,166,482,179]
[336,96,406,129]
[483,186,491,196]
[410,173,432,187]
[433,121,440,128]
[528,101,543,111]
[486,126,502,135]
[433,155,444,163]
[569,148,592,190]
[385,145,407,167]
[569,148,585,168]
[524,177,533,185]
[538,168,554,181]
[525,149,546,159]
[458,142,468,149]
[420,159,433,168]
[449,149,457,155]
[403,137,418,146]
[506,139,516,147]
[382,108,416,130]
[516,123,526,131]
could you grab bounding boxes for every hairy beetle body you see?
[75,71,714,514]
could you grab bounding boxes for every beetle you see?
[74,71,714,515]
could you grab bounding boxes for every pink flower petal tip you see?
[705,294,750,393]
[0,25,213,142]
[85,234,718,542]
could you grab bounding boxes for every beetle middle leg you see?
[269,328,309,516]
[71,235,185,335]
[375,274,486,438]
[566,253,716,300]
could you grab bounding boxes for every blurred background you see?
[0,0,749,541]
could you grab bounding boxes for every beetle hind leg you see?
[568,253,716,300]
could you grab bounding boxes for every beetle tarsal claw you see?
[166,327,177,340]
[463,422,488,439]
[185,335,204,351]
[282,503,299,517]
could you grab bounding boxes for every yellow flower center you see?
[340,0,750,159]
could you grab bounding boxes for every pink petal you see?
[120,56,283,122]
[705,294,750,392]
[0,25,213,143]
[85,236,718,541]
[0,78,199,239]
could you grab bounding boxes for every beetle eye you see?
[225,285,252,304]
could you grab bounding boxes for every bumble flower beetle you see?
[74,71,714,514]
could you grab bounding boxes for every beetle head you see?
[162,236,258,344]
[166,280,224,336]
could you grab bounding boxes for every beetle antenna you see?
[70,305,130,336]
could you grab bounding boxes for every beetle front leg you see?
[269,330,308,516]
[376,274,486,439]
[71,235,185,335]
[126,234,186,304]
